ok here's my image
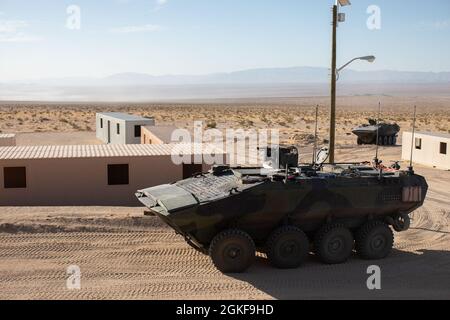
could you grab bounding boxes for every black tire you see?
[357,138,363,145]
[392,213,411,232]
[378,136,383,146]
[388,136,393,146]
[209,229,255,273]
[356,221,394,260]
[266,226,309,269]
[314,223,354,264]
[383,136,388,146]
[393,136,397,145]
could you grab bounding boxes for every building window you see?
[4,167,27,189]
[134,125,141,138]
[415,138,422,150]
[100,118,103,129]
[108,164,129,185]
[440,142,447,155]
[117,123,120,135]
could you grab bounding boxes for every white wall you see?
[402,132,450,170]
[124,120,155,144]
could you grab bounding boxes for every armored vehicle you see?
[136,147,428,273]
[353,120,400,146]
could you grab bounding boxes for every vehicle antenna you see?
[312,105,319,165]
[408,105,417,174]
[374,101,381,167]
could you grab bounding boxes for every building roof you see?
[404,131,450,139]
[0,134,15,139]
[97,112,153,122]
[143,125,178,144]
[0,143,225,160]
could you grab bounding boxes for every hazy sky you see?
[1,0,450,81]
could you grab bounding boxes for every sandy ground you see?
[0,145,449,300]
[0,97,449,299]
[1,96,450,149]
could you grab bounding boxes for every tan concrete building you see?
[141,125,178,145]
[0,134,16,147]
[402,131,450,170]
[0,143,225,206]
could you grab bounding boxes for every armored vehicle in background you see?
[136,147,427,273]
[353,119,400,146]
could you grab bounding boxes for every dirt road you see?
[0,147,449,300]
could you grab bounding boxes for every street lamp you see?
[336,55,376,80]
[328,0,365,164]
[329,0,352,163]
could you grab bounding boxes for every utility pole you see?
[329,3,338,163]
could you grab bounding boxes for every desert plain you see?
[0,95,449,299]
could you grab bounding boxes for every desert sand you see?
[0,97,449,299]
[2,96,450,149]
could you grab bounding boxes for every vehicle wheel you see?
[393,136,397,145]
[266,226,309,269]
[356,221,394,260]
[209,229,255,273]
[388,136,393,146]
[378,136,384,146]
[314,223,354,264]
[357,138,363,145]
[383,136,389,145]
[391,213,411,232]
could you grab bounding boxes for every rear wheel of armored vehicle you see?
[383,136,389,146]
[209,229,255,273]
[357,138,363,145]
[388,136,393,146]
[355,221,394,260]
[266,226,309,269]
[314,224,354,264]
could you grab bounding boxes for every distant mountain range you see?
[6,67,450,86]
[2,67,450,101]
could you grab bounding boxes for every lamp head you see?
[338,0,351,6]
[360,55,376,63]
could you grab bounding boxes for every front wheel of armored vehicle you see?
[266,226,309,269]
[209,229,255,273]
[355,221,394,260]
[314,224,354,264]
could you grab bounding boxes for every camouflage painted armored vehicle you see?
[136,147,427,273]
[353,119,400,146]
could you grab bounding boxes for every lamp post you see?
[329,0,351,164]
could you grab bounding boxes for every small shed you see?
[141,125,178,145]
[96,113,155,145]
[0,134,16,147]
[402,131,450,170]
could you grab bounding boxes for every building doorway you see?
[183,163,203,179]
